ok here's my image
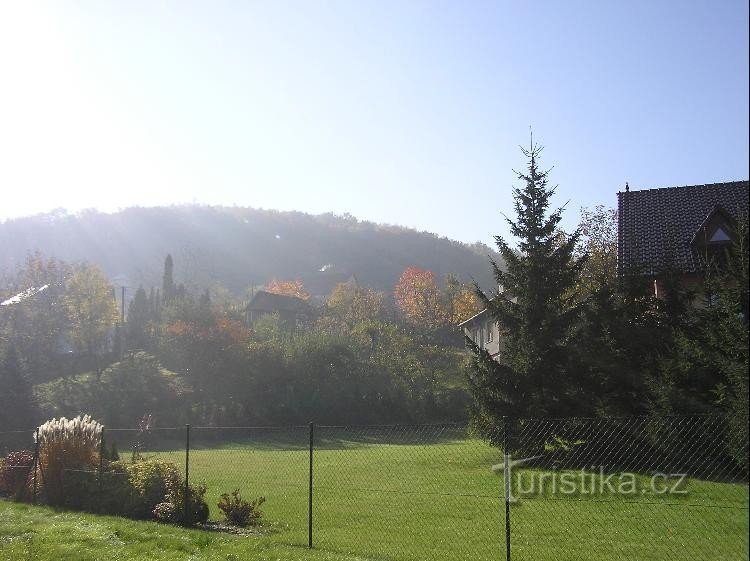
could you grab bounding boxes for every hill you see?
[0,206,500,296]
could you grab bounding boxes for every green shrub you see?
[152,501,179,523]
[163,479,209,525]
[99,458,208,525]
[217,489,265,526]
[0,451,34,500]
[106,459,181,519]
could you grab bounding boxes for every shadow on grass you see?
[102,424,482,453]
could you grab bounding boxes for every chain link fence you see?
[505,415,748,561]
[1,415,747,560]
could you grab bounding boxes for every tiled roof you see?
[617,181,749,276]
[246,290,311,313]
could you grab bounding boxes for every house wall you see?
[462,315,500,358]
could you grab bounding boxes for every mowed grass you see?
[0,500,361,561]
[3,428,748,561]
[144,428,748,561]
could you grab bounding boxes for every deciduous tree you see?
[394,267,447,329]
[64,264,119,372]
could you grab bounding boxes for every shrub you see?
[164,479,209,525]
[99,458,208,525]
[104,459,181,519]
[36,415,102,506]
[217,489,265,526]
[153,501,179,523]
[0,451,34,500]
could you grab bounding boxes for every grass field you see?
[0,500,359,561]
[2,427,748,561]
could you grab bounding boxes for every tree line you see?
[1,250,483,429]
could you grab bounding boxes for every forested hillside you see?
[0,206,499,295]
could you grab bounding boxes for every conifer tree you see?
[467,141,587,428]
[162,254,176,304]
[126,286,152,350]
[0,346,36,429]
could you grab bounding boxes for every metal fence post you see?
[184,424,191,526]
[98,427,105,513]
[32,427,40,505]
[503,416,511,561]
[308,421,314,549]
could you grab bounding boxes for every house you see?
[617,180,749,296]
[245,290,313,328]
[461,180,749,357]
[458,308,500,359]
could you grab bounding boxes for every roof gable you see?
[617,181,749,276]
[246,290,311,313]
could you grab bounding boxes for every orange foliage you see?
[394,267,447,328]
[450,286,481,324]
[266,279,310,300]
[166,318,251,346]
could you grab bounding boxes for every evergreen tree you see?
[162,254,176,304]
[0,346,36,429]
[466,141,587,429]
[647,219,748,420]
[126,286,152,350]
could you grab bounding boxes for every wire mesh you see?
[189,425,310,543]
[507,415,749,561]
[313,423,504,561]
[0,430,37,503]
[1,415,747,561]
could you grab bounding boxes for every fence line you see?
[1,415,748,561]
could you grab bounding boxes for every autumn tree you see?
[327,283,385,326]
[444,274,481,324]
[467,141,587,428]
[575,205,618,297]
[266,279,310,300]
[394,267,447,329]
[64,264,119,373]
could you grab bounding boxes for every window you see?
[486,322,494,344]
[709,227,731,243]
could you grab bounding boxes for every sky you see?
[0,0,748,246]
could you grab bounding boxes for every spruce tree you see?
[126,286,151,350]
[162,254,176,304]
[467,141,587,429]
[0,346,36,429]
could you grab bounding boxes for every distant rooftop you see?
[1,284,49,306]
[246,290,311,313]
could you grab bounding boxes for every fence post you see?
[308,421,314,549]
[32,427,40,505]
[503,416,511,561]
[184,424,191,526]
[98,427,105,513]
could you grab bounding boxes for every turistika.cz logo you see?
[492,455,688,500]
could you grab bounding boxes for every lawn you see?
[0,500,360,561]
[2,426,748,561]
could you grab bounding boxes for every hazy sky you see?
[1,1,747,246]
